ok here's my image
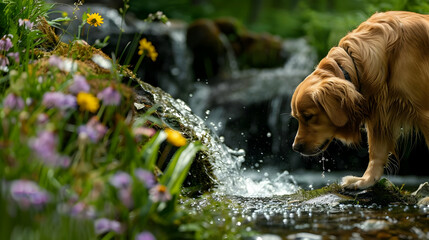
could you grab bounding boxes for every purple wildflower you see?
[10,180,49,208]
[119,188,134,209]
[77,117,107,143]
[3,93,24,110]
[70,202,96,219]
[109,171,132,189]
[29,131,71,167]
[69,75,90,94]
[42,92,76,110]
[135,231,156,240]
[149,184,171,202]
[94,218,122,235]
[109,171,134,208]
[97,87,121,106]
[0,55,9,68]
[7,52,19,63]
[37,113,49,124]
[134,168,156,188]
[48,55,63,68]
[19,19,34,30]
[0,35,13,51]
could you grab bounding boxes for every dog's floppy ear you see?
[312,78,364,127]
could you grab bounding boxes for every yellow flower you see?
[165,128,187,147]
[77,92,100,113]
[138,38,158,61]
[86,13,104,27]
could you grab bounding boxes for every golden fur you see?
[291,11,429,202]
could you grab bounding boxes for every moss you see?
[292,183,343,202]
[290,178,419,206]
[338,178,418,206]
[37,17,60,51]
[131,78,217,193]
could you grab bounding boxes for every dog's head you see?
[291,57,365,156]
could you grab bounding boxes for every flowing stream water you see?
[134,22,429,239]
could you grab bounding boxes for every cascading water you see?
[136,25,317,197]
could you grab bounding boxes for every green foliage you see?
[128,0,429,58]
[0,0,214,239]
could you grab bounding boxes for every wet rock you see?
[214,17,287,69]
[411,227,429,239]
[245,234,282,240]
[214,17,241,38]
[358,219,390,231]
[301,193,349,206]
[295,178,419,206]
[412,182,429,205]
[186,19,226,80]
[133,81,216,192]
[412,182,429,198]
[186,17,288,81]
[339,178,417,206]
[234,32,286,69]
[286,232,322,240]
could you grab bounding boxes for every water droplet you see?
[267,132,272,137]
[205,110,210,115]
[189,93,193,98]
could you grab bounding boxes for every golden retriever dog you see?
[291,11,429,203]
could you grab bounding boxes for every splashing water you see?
[135,27,317,198]
[137,79,300,197]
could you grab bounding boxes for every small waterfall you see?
[137,33,316,197]
[218,34,240,77]
[139,79,300,197]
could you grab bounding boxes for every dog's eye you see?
[303,114,314,121]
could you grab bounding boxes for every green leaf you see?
[140,131,166,170]
[160,142,203,195]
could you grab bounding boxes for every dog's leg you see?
[342,128,391,189]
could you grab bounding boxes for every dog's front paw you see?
[341,175,377,189]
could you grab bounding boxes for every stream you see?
[128,20,429,239]
[140,74,429,239]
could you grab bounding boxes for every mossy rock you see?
[296,178,418,206]
[339,178,418,206]
[132,78,217,194]
[186,19,225,80]
[235,32,286,69]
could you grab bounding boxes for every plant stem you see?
[133,54,145,75]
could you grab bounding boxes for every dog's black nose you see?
[292,143,304,153]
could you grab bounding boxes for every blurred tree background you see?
[129,0,429,58]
